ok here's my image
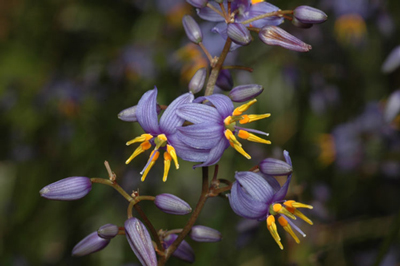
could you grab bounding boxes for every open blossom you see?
[177,94,270,167]
[228,151,313,249]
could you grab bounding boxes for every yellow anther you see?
[278,216,300,244]
[224,116,233,126]
[166,145,179,169]
[125,141,152,164]
[284,200,313,209]
[163,152,172,182]
[230,142,251,159]
[266,215,283,250]
[238,130,271,145]
[224,129,242,147]
[233,99,257,116]
[154,134,168,149]
[140,151,160,182]
[271,204,296,220]
[239,113,271,124]
[126,134,153,146]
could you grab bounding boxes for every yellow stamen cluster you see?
[125,133,179,182]
[223,99,271,158]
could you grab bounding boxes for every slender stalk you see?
[163,229,184,237]
[90,178,133,202]
[240,10,293,25]
[219,3,228,21]
[223,65,254,72]
[206,3,225,18]
[134,204,164,252]
[199,42,214,64]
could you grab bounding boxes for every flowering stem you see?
[240,10,293,25]
[223,65,254,72]
[90,178,133,202]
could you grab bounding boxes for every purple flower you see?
[177,94,271,167]
[259,26,312,52]
[39,176,92,201]
[163,234,195,263]
[228,151,313,249]
[122,87,197,181]
[72,231,110,256]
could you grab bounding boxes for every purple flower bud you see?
[182,15,203,44]
[259,158,293,176]
[189,225,222,242]
[154,193,192,215]
[125,218,157,266]
[98,224,119,239]
[163,234,195,263]
[39,176,92,201]
[227,23,252,46]
[384,90,400,123]
[259,26,312,52]
[229,84,264,102]
[186,0,208,8]
[118,104,161,122]
[189,68,206,94]
[72,231,110,257]
[294,6,328,24]
[291,17,313,29]
[382,46,400,74]
[216,69,233,91]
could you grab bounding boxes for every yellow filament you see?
[163,152,172,182]
[237,130,271,144]
[278,216,300,244]
[126,134,153,146]
[284,200,313,209]
[167,145,179,169]
[224,129,242,146]
[267,215,283,250]
[141,151,160,182]
[239,113,271,124]
[125,141,152,164]
[233,99,257,116]
[272,204,296,220]
[292,208,313,225]
[230,142,251,159]
[154,134,168,150]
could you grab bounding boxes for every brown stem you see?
[222,65,254,72]
[199,42,214,64]
[90,178,133,202]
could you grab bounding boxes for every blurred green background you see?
[1,0,400,265]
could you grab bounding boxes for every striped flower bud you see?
[189,68,206,94]
[125,218,157,266]
[72,231,110,257]
[259,26,312,52]
[98,224,119,239]
[39,176,92,201]
[292,17,313,29]
[163,234,195,263]
[227,23,252,46]
[182,15,203,44]
[186,0,208,8]
[154,193,192,215]
[216,69,233,91]
[189,225,222,242]
[294,6,328,24]
[229,84,264,102]
[259,158,293,176]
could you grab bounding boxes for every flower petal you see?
[228,181,269,220]
[245,2,283,28]
[193,138,229,167]
[177,103,221,124]
[136,87,161,135]
[163,234,195,263]
[272,174,292,202]
[160,93,194,135]
[168,134,210,162]
[235,171,274,203]
[196,2,225,22]
[283,150,292,166]
[193,94,234,119]
[177,123,223,149]
[260,173,281,193]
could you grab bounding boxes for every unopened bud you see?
[190,225,222,242]
[98,224,119,239]
[72,231,110,257]
[216,69,233,91]
[154,193,192,215]
[292,17,313,29]
[182,15,203,44]
[294,6,328,24]
[259,158,293,176]
[227,23,252,46]
[186,0,208,8]
[189,68,206,94]
[163,234,195,263]
[229,84,264,102]
[39,177,92,201]
[259,26,312,52]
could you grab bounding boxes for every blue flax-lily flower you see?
[228,151,313,249]
[124,87,208,181]
[177,94,271,167]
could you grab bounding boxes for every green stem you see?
[90,178,133,202]
[240,10,293,25]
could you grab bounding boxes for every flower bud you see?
[189,225,222,242]
[259,26,312,52]
[229,84,264,102]
[384,90,400,123]
[39,176,92,201]
[382,46,400,74]
[125,218,157,266]
[227,23,252,46]
[163,234,195,263]
[118,104,161,122]
[98,224,119,239]
[72,231,110,257]
[294,6,328,24]
[182,15,203,44]
[259,158,293,176]
[186,0,208,8]
[154,193,192,215]
[291,17,313,29]
[216,69,233,91]
[189,68,206,94]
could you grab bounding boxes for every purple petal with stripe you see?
[283,150,292,166]
[196,2,225,22]
[160,92,194,135]
[193,138,229,168]
[168,134,210,162]
[177,123,223,149]
[163,234,195,263]
[177,103,221,124]
[228,181,269,220]
[194,94,234,119]
[211,22,228,38]
[235,171,274,203]
[245,2,283,28]
[260,173,281,193]
[272,174,292,202]
[136,87,161,135]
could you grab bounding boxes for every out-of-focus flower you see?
[216,69,234,91]
[125,218,157,266]
[189,68,207,94]
[228,151,313,249]
[384,90,400,124]
[163,234,195,263]
[382,46,400,74]
[72,231,110,257]
[154,193,192,215]
[39,177,92,201]
[334,14,367,46]
[259,26,312,52]
[177,94,270,167]
[190,225,222,242]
